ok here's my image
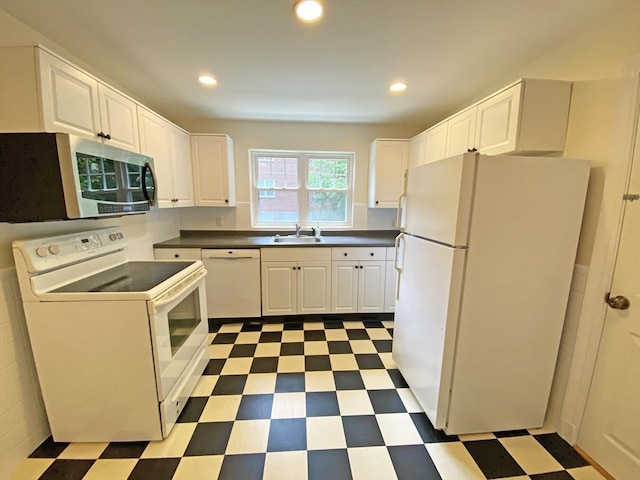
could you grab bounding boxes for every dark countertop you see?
[154,230,399,249]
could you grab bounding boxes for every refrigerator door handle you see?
[394,233,405,300]
[396,193,407,232]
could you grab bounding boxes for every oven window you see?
[167,287,202,356]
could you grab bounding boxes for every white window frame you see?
[249,149,354,228]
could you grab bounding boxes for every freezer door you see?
[392,234,466,429]
[404,153,476,246]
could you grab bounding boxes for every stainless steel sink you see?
[270,235,324,244]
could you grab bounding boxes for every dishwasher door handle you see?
[204,256,257,260]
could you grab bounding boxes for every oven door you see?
[148,268,208,400]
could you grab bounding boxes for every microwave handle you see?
[142,162,157,206]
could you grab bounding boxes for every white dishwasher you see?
[201,249,261,318]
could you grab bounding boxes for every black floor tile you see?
[250,357,279,373]
[495,429,531,438]
[388,369,409,388]
[28,436,69,458]
[306,391,340,417]
[203,359,225,375]
[308,449,353,480]
[280,342,304,356]
[241,322,263,332]
[464,439,526,479]
[236,394,274,420]
[275,372,305,393]
[305,355,332,371]
[218,453,265,480]
[283,321,304,330]
[176,396,208,423]
[530,472,575,480]
[229,344,257,358]
[127,458,180,480]
[259,332,282,343]
[534,433,589,468]
[267,418,307,452]
[342,415,385,447]
[334,371,365,390]
[363,320,384,328]
[184,422,233,456]
[368,389,407,413]
[410,413,458,443]
[324,320,344,329]
[387,328,394,336]
[211,333,239,344]
[39,459,94,480]
[328,340,353,354]
[212,375,248,395]
[346,329,370,340]
[388,445,441,480]
[304,330,326,341]
[373,339,393,353]
[99,441,149,459]
[355,353,385,369]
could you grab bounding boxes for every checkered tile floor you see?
[15,320,605,480]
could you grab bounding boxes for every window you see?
[250,150,354,227]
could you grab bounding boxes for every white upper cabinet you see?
[97,83,140,152]
[191,134,237,207]
[368,138,409,208]
[446,107,477,157]
[423,122,448,164]
[409,130,427,169]
[138,107,193,208]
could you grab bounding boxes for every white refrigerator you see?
[392,153,590,435]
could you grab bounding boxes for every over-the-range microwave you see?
[0,132,157,222]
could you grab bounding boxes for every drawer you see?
[154,248,201,260]
[261,247,332,262]
[331,247,387,261]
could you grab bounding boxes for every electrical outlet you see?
[215,216,222,227]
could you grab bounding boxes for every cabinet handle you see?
[343,253,348,256]
[292,266,296,270]
[97,131,106,139]
[105,133,111,140]
[225,199,229,203]
[354,265,358,269]
[360,266,364,269]
[467,148,477,152]
[298,266,301,270]
[370,252,374,256]
[375,200,379,205]
[174,254,179,258]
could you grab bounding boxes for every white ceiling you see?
[0,0,628,127]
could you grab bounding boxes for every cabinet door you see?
[384,260,397,313]
[424,122,448,164]
[476,83,522,155]
[98,83,140,152]
[368,139,409,208]
[446,107,477,157]
[409,131,427,168]
[170,127,195,207]
[331,261,359,314]
[138,107,174,208]
[358,261,386,313]
[298,262,331,314]
[153,248,201,261]
[261,262,297,316]
[191,135,234,207]
[38,50,100,139]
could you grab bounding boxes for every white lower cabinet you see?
[331,248,386,313]
[261,248,331,316]
[153,248,201,261]
[384,247,397,313]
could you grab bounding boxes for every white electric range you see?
[12,227,209,442]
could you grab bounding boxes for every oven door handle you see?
[152,269,206,309]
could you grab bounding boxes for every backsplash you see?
[0,267,49,479]
[179,202,398,231]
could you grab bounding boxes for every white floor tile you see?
[348,446,398,480]
[254,343,281,357]
[58,442,108,459]
[220,357,252,375]
[325,329,349,341]
[306,416,347,450]
[343,321,365,329]
[330,353,359,371]
[243,373,277,394]
[337,390,375,415]
[304,341,329,355]
[360,370,395,390]
[500,436,564,474]
[305,371,336,392]
[366,329,393,340]
[191,375,217,397]
[209,344,233,359]
[217,323,243,333]
[82,459,137,480]
[303,322,324,330]
[235,332,261,344]
[263,451,308,480]
[199,395,241,422]
[376,413,423,445]
[527,426,556,435]
[281,331,305,343]
[350,340,377,354]
[173,455,223,480]
[10,459,53,480]
[225,419,270,454]
[141,423,196,458]
[277,356,305,373]
[396,388,424,413]
[271,392,306,418]
[457,432,496,441]
[425,442,486,480]
[379,352,395,368]
[567,466,608,480]
[382,320,394,328]
[262,323,285,331]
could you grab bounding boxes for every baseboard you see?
[574,445,615,480]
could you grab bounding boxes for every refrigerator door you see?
[392,234,466,429]
[404,153,476,246]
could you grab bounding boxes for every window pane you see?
[257,157,298,188]
[258,190,299,222]
[308,191,347,222]
[307,158,348,189]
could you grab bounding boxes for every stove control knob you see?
[36,246,48,257]
[109,233,118,241]
[117,232,124,239]
[48,244,60,255]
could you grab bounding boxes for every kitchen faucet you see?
[295,224,301,237]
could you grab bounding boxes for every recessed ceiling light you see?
[294,0,324,23]
[389,82,408,93]
[198,75,217,86]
